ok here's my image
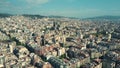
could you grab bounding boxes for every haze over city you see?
[0,0,120,18]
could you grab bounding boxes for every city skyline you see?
[0,0,120,18]
[0,1,120,68]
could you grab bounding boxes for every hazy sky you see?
[0,0,120,18]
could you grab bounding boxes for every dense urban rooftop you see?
[0,14,120,68]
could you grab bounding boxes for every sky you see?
[0,0,120,18]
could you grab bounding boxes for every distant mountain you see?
[0,13,12,18]
[22,14,47,19]
[82,15,120,23]
[48,15,78,19]
[0,13,120,20]
[0,13,78,19]
[22,14,77,19]
[84,15,120,20]
[47,15,66,18]
[0,13,47,18]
